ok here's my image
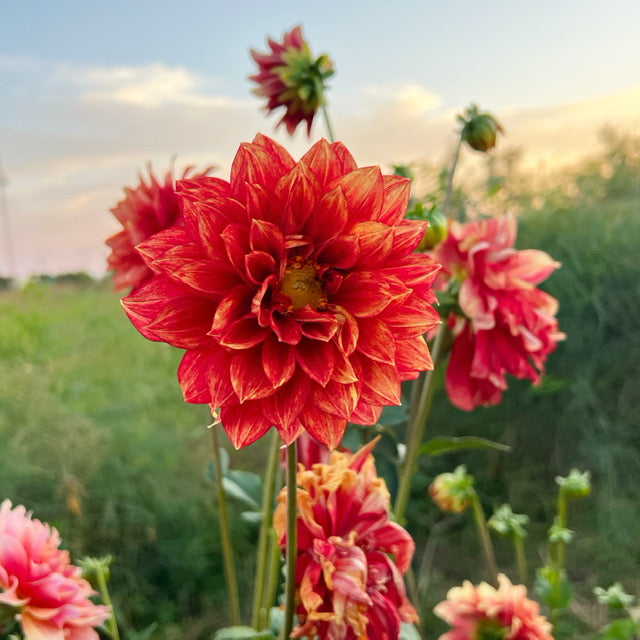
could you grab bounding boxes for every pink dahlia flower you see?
[274,440,418,640]
[106,165,210,292]
[249,25,334,136]
[431,215,564,410]
[123,134,440,449]
[0,500,109,640]
[434,574,553,640]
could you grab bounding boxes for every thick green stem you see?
[94,562,120,640]
[252,430,281,630]
[281,442,298,640]
[394,324,448,523]
[471,493,499,586]
[514,535,528,586]
[321,103,336,143]
[211,427,241,626]
[442,135,463,218]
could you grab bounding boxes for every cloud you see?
[2,54,640,279]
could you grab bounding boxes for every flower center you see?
[279,258,326,311]
[473,619,509,640]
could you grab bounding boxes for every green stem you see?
[94,562,120,640]
[211,427,241,626]
[555,488,568,570]
[281,442,298,640]
[471,493,499,586]
[514,534,528,586]
[321,103,336,143]
[260,528,283,631]
[252,430,281,630]
[394,323,448,524]
[442,135,463,218]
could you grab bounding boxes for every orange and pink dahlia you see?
[0,499,109,640]
[122,134,441,449]
[106,165,210,292]
[249,25,334,136]
[434,574,553,640]
[274,440,418,640]
[431,215,564,411]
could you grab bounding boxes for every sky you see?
[1,0,639,279]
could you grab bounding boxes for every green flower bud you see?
[594,583,635,610]
[548,520,574,545]
[555,469,591,499]
[418,209,448,251]
[459,104,504,152]
[429,465,476,514]
[488,504,529,538]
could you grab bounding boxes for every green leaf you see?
[213,626,275,640]
[418,436,511,457]
[534,565,573,611]
[600,618,638,640]
[222,470,263,510]
[399,622,422,640]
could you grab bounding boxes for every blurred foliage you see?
[1,132,640,639]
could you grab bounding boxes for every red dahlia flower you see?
[249,25,334,136]
[0,500,109,640]
[274,440,418,640]
[431,215,564,411]
[106,165,210,292]
[434,574,553,640]
[122,134,440,449]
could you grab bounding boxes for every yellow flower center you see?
[280,258,326,311]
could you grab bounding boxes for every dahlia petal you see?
[315,234,360,270]
[304,186,349,244]
[271,312,303,344]
[313,380,359,419]
[266,374,311,443]
[300,139,348,188]
[221,223,252,278]
[219,316,270,349]
[296,339,335,387]
[230,137,294,200]
[126,287,216,350]
[332,272,391,317]
[354,317,396,365]
[390,220,429,257]
[211,286,253,337]
[245,250,277,284]
[230,350,276,402]
[262,334,296,388]
[355,357,402,407]
[218,406,272,449]
[249,218,285,257]
[335,166,384,224]
[295,307,340,342]
[135,226,193,265]
[395,335,434,376]
[378,174,411,225]
[275,162,321,233]
[350,221,394,267]
[349,400,383,426]
[299,404,348,450]
[382,294,441,339]
[332,306,359,356]
[369,523,415,572]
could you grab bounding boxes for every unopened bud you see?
[429,465,475,514]
[488,504,529,538]
[555,469,591,499]
[459,104,504,152]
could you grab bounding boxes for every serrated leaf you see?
[213,626,275,640]
[418,436,510,457]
